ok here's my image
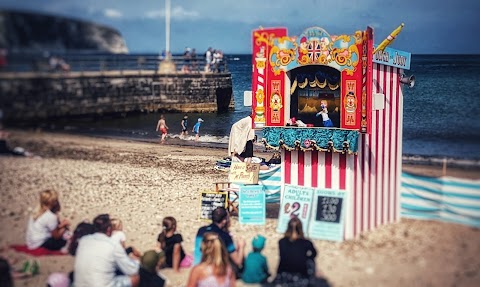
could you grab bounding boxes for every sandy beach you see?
[1,130,479,287]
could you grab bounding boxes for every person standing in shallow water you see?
[192,118,204,142]
[181,115,189,138]
[156,115,169,143]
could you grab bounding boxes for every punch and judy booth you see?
[251,26,411,240]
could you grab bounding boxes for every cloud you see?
[104,8,123,19]
[144,5,199,20]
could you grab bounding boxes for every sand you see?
[0,130,479,287]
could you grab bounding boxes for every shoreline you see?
[1,130,479,287]
[8,128,480,180]
[9,127,480,169]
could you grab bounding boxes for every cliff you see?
[0,10,128,54]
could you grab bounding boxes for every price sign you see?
[317,196,343,223]
[309,189,348,241]
[276,184,314,234]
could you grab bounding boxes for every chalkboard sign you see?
[200,191,228,220]
[316,196,343,223]
[308,188,348,241]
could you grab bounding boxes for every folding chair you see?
[214,182,239,215]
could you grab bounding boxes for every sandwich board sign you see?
[228,162,260,184]
[200,191,228,220]
[238,184,266,225]
[308,188,348,241]
[276,184,314,233]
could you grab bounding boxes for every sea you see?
[18,54,480,165]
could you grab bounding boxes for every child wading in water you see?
[26,190,71,252]
[157,217,193,272]
[156,115,169,143]
[192,118,204,141]
[181,114,189,138]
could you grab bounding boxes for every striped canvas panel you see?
[401,172,480,228]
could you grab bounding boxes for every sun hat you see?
[252,234,266,250]
[141,250,163,273]
[46,272,70,287]
[198,118,204,122]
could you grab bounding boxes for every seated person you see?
[139,250,165,287]
[73,214,139,287]
[273,217,317,285]
[26,190,70,251]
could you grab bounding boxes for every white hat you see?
[198,118,204,122]
[47,272,70,287]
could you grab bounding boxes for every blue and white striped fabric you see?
[259,165,282,203]
[230,165,282,203]
[401,172,480,228]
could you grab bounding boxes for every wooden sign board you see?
[200,191,228,220]
[228,162,260,184]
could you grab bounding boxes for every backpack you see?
[68,222,95,256]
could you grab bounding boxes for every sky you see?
[1,0,479,54]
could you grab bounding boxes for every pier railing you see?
[0,52,228,74]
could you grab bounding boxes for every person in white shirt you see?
[25,189,70,251]
[205,47,212,72]
[111,218,142,259]
[74,214,140,287]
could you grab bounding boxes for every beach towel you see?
[228,116,255,156]
[10,244,67,256]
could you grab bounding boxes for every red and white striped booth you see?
[252,26,411,240]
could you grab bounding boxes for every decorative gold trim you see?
[291,78,297,95]
[298,78,308,89]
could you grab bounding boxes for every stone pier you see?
[0,70,233,121]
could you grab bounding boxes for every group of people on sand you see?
[2,189,330,287]
[156,114,204,143]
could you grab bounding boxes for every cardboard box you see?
[228,162,260,184]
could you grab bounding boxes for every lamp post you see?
[165,0,170,56]
[159,0,176,73]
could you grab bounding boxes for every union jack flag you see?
[307,40,321,62]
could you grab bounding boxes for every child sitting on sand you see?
[242,235,270,284]
[157,216,193,272]
[111,218,141,259]
[26,189,70,251]
[139,250,166,287]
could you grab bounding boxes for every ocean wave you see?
[402,154,480,169]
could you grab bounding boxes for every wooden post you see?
[442,157,447,177]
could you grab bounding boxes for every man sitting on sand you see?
[193,207,245,275]
[74,214,140,287]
